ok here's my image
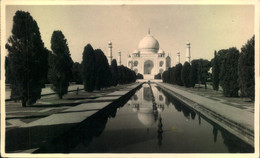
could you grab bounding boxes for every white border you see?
[1,0,259,158]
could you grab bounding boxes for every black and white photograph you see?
[1,0,259,157]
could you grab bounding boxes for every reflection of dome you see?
[138,34,159,52]
[137,108,156,127]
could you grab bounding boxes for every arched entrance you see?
[144,60,154,74]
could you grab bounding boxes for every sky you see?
[5,4,254,66]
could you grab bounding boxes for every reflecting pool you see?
[37,83,254,153]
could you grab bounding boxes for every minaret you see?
[118,51,121,65]
[186,41,191,63]
[177,51,180,64]
[108,41,112,65]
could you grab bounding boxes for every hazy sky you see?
[5,5,254,66]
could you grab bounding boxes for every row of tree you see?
[81,44,136,92]
[5,10,136,107]
[162,35,255,101]
[162,59,211,88]
[212,36,255,100]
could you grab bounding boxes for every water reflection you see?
[156,86,196,121]
[36,83,254,153]
[213,126,218,143]
[157,116,163,147]
[129,84,165,130]
[35,94,125,153]
[156,86,254,153]
[129,83,165,148]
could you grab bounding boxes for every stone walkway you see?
[5,84,84,100]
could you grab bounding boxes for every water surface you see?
[69,83,254,153]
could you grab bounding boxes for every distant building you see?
[127,30,171,79]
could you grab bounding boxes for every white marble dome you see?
[138,34,159,53]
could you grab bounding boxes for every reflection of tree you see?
[157,116,163,147]
[109,107,118,118]
[220,129,254,153]
[190,111,196,120]
[198,115,201,125]
[182,106,191,119]
[213,126,218,143]
[158,87,196,119]
[34,102,119,153]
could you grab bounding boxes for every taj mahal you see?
[107,29,191,80]
[127,30,171,79]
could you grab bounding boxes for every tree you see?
[5,57,11,83]
[137,73,144,79]
[48,30,73,99]
[82,44,96,91]
[212,50,220,91]
[118,65,136,84]
[238,36,255,101]
[71,62,83,84]
[5,11,48,107]
[198,59,211,89]
[154,73,162,79]
[175,63,183,86]
[94,49,110,90]
[169,67,176,84]
[162,70,168,83]
[189,60,200,88]
[220,47,240,97]
[110,59,119,86]
[181,62,191,87]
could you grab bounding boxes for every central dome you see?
[138,34,159,52]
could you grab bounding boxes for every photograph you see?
[1,0,258,157]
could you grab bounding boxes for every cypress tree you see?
[110,59,119,86]
[94,49,110,90]
[198,59,211,89]
[137,73,144,79]
[71,62,83,84]
[82,44,96,91]
[5,11,48,107]
[220,47,240,97]
[189,60,199,88]
[170,67,176,84]
[175,63,183,86]
[5,57,11,83]
[238,36,255,101]
[48,30,73,99]
[181,62,191,87]
[212,50,220,91]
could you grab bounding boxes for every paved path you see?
[157,82,254,146]
[5,84,84,100]
[5,83,142,153]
